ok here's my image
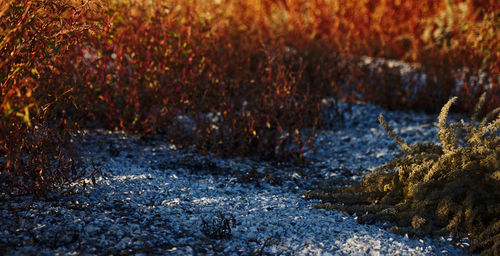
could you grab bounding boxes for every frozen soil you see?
[0,102,470,255]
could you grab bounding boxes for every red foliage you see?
[1,0,498,194]
[0,0,92,194]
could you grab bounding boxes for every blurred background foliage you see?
[0,0,498,193]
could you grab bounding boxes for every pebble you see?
[0,102,469,255]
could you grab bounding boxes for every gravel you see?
[0,102,470,255]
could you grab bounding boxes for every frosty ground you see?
[0,102,471,255]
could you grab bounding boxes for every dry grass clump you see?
[307,94,499,254]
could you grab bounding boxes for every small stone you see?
[246,231,257,240]
[84,224,99,234]
[116,237,132,250]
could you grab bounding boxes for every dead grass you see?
[306,94,499,254]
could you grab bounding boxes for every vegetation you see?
[0,0,93,194]
[1,0,498,254]
[1,0,498,194]
[201,213,237,240]
[306,94,499,254]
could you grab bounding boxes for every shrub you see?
[307,93,499,254]
[71,0,325,160]
[74,0,497,161]
[0,0,92,194]
[201,213,237,240]
[2,0,498,194]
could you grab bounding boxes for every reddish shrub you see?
[0,0,92,194]
[1,0,498,194]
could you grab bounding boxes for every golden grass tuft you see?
[306,93,500,255]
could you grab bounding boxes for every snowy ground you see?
[0,102,471,255]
